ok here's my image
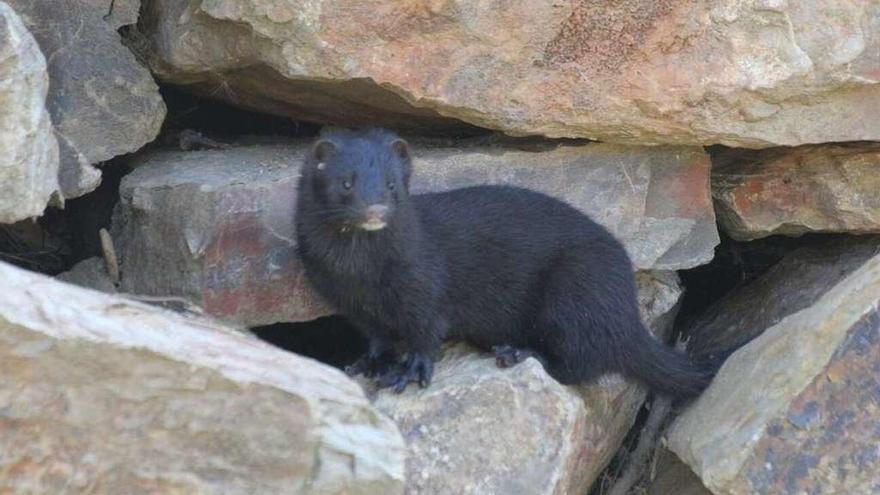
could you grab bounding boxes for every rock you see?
[667,243,880,495]
[686,236,880,356]
[140,0,880,148]
[714,143,880,240]
[0,2,60,223]
[56,257,118,294]
[112,141,713,325]
[0,260,405,494]
[8,0,165,199]
[113,144,334,326]
[646,449,712,495]
[366,271,682,495]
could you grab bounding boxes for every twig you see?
[99,228,120,287]
[606,339,687,495]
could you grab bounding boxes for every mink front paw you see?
[377,352,434,393]
[345,350,397,378]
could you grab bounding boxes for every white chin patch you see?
[359,221,387,231]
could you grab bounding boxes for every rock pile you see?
[2,1,880,493]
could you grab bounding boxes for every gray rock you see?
[668,242,880,495]
[0,260,405,494]
[0,2,59,223]
[686,236,880,356]
[8,0,165,199]
[56,257,117,294]
[112,141,714,326]
[140,0,880,148]
[365,271,682,495]
[714,143,880,240]
[646,449,712,495]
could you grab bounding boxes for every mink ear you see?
[391,139,413,186]
[312,140,336,170]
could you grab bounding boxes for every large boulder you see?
[8,0,165,198]
[366,271,683,495]
[713,143,880,240]
[0,2,59,223]
[140,0,880,148]
[0,260,405,494]
[686,236,880,356]
[667,241,880,495]
[111,140,714,325]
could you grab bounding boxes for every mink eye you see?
[342,180,352,190]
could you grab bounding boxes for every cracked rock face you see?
[110,140,713,325]
[141,0,880,147]
[7,0,165,199]
[713,143,880,240]
[668,244,880,495]
[0,2,60,223]
[364,272,683,495]
[0,260,406,495]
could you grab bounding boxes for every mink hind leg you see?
[529,256,632,386]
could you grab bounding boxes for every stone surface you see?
[668,248,880,495]
[141,0,880,148]
[365,271,682,495]
[0,2,60,223]
[56,257,118,294]
[8,0,165,198]
[113,144,334,326]
[687,236,880,356]
[714,143,880,241]
[0,260,405,494]
[112,140,713,325]
[646,449,712,495]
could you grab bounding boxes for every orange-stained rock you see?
[714,143,880,240]
[140,0,880,147]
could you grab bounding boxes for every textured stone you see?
[714,143,880,241]
[0,260,405,494]
[668,249,880,495]
[56,257,118,294]
[8,0,165,198]
[366,271,682,495]
[687,236,880,356]
[141,0,880,148]
[646,449,712,495]
[112,141,713,325]
[113,144,333,326]
[0,2,60,223]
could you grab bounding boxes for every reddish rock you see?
[112,141,714,325]
[714,143,880,240]
[141,0,880,147]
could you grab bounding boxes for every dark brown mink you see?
[295,127,719,398]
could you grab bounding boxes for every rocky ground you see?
[1,1,879,494]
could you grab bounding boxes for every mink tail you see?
[620,326,738,400]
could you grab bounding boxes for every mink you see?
[295,127,717,398]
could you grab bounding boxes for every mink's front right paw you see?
[376,352,434,393]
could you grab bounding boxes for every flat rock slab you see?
[0,260,405,494]
[365,271,682,495]
[142,0,880,147]
[686,236,880,356]
[714,143,880,240]
[8,0,165,198]
[0,2,59,223]
[112,141,713,325]
[668,246,880,495]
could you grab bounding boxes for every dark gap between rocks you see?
[251,316,367,371]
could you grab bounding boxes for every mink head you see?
[302,127,413,232]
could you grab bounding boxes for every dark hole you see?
[251,316,367,370]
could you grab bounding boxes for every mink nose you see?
[365,204,389,222]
